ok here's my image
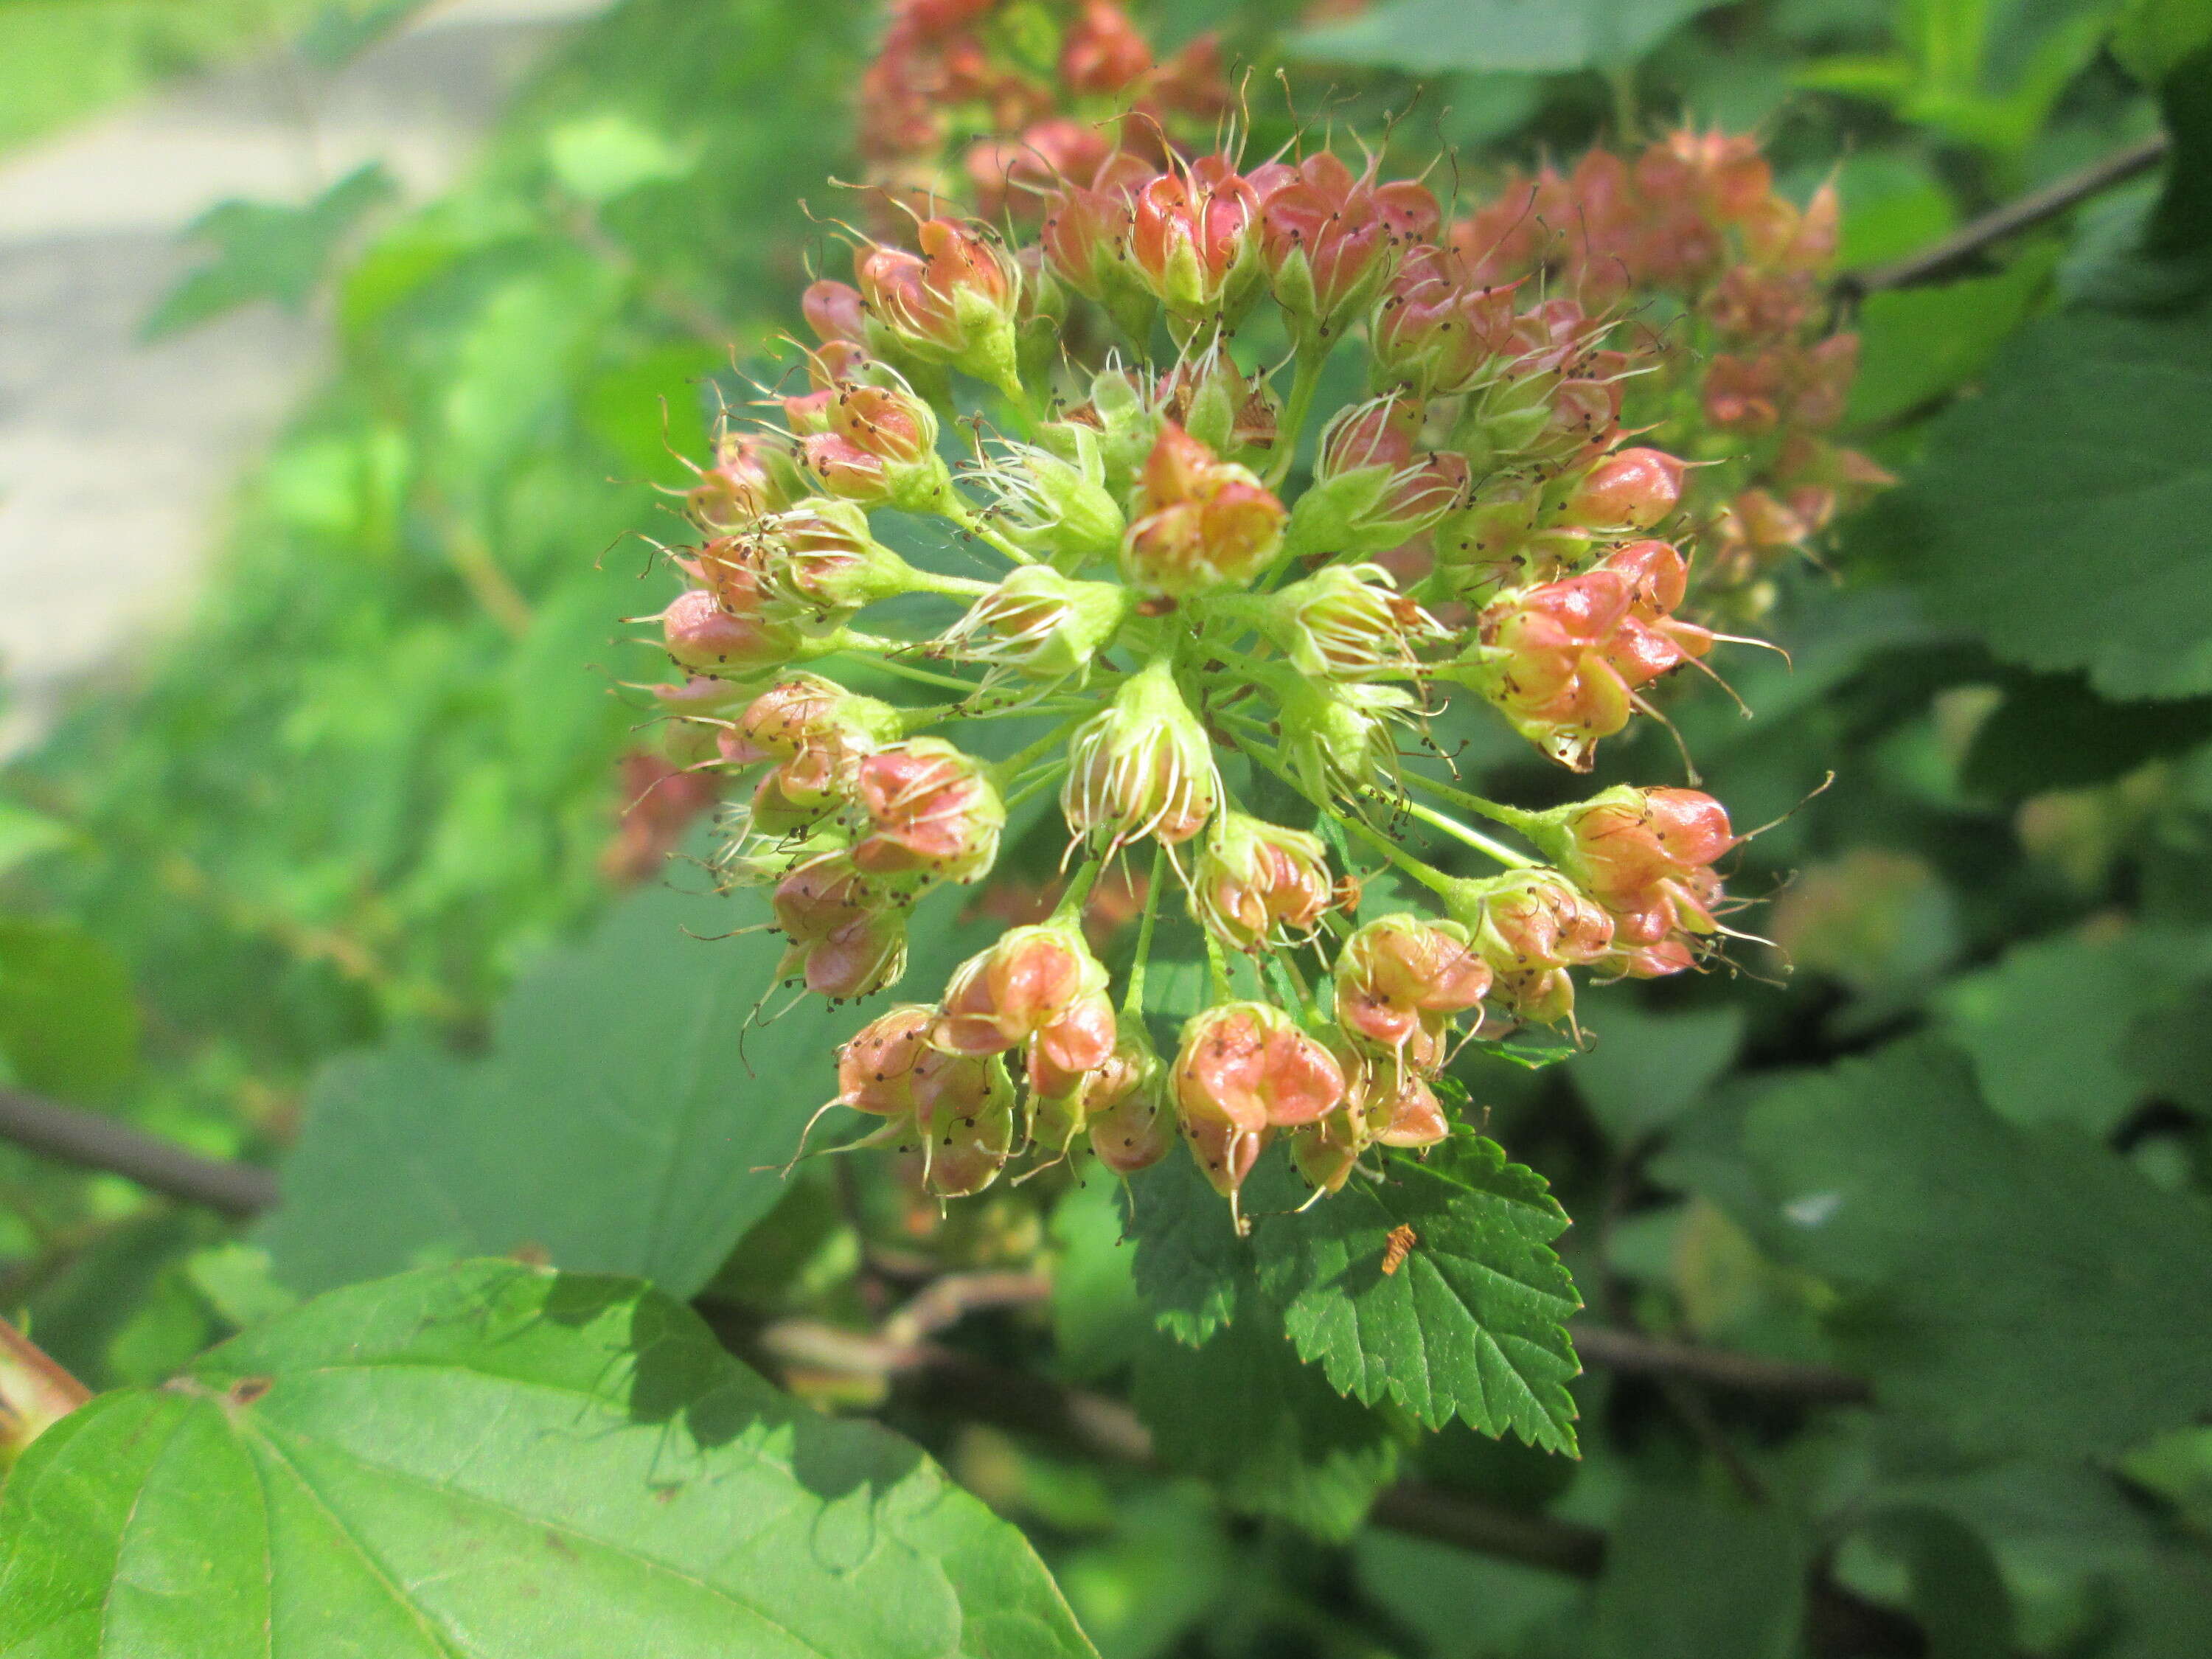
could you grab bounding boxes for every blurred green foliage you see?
[0,0,324,155]
[4,0,2212,1653]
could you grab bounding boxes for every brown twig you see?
[0,1088,1877,1403]
[758,1313,1600,1571]
[1571,1323,1872,1405]
[1838,131,2172,296]
[0,1088,277,1218]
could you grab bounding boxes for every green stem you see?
[1394,797,1537,869]
[1051,857,1102,925]
[830,648,984,695]
[1402,768,1543,838]
[989,712,1090,790]
[941,495,1037,566]
[1265,347,1331,492]
[1122,843,1168,1017]
[905,568,995,602]
[998,375,1044,438]
[1203,926,1234,1002]
[1227,728,1458,896]
[1001,760,1068,816]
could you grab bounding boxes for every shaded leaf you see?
[1253,1136,1581,1451]
[1961,671,2212,798]
[1935,928,2212,1133]
[1132,1288,1401,1541]
[1741,1039,2212,1458]
[0,1262,1096,1658]
[145,164,398,340]
[259,877,1001,1298]
[1885,304,2212,698]
[1596,1483,1806,1659]
[0,917,139,1102]
[1565,988,1744,1141]
[1848,251,2053,426]
[1296,0,1728,73]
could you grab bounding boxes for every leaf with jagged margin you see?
[1253,1135,1582,1453]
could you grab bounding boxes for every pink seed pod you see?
[748,501,925,621]
[1060,656,1220,851]
[1040,153,1150,305]
[800,375,945,511]
[1119,421,1285,597]
[784,908,908,1001]
[1254,150,1439,345]
[1060,0,1152,93]
[1451,868,1617,1023]
[933,922,1111,1057]
[1289,1104,1366,1196]
[837,1004,937,1116]
[686,431,801,535]
[725,673,899,768]
[1526,787,1738,979]
[1127,153,1264,322]
[1083,1034,1175,1175]
[658,585,799,678]
[1368,244,1524,397]
[802,279,868,345]
[832,383,933,469]
[1562,447,1688,532]
[1189,813,1335,950]
[852,739,1006,883]
[1173,1001,1348,1137]
[854,218,1023,389]
[1332,915,1491,1071]
[911,1049,1017,1198]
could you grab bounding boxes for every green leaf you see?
[0,1262,1097,1658]
[1050,1176,1150,1383]
[2113,0,2212,86]
[1121,1144,1253,1346]
[1253,1137,1582,1452]
[1885,304,2212,698]
[1595,1483,1807,1659]
[1847,250,2054,426]
[1295,0,1726,74]
[1740,1039,2212,1458]
[1354,1531,1582,1659]
[547,112,700,204]
[258,876,1001,1299]
[296,0,435,67]
[144,164,398,340]
[1857,1508,2015,1659]
[1565,988,1744,1142]
[0,917,139,1102]
[1131,1289,1401,1541]
[1936,928,2212,1133]
[0,800,69,878]
[1961,671,2212,797]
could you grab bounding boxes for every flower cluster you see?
[1446,129,1891,607]
[634,126,1853,1225]
[857,0,1230,223]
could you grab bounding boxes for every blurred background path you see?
[0,0,616,754]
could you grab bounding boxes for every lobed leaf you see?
[260,875,1002,1299]
[0,1262,1097,1659]
[1253,1136,1582,1453]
